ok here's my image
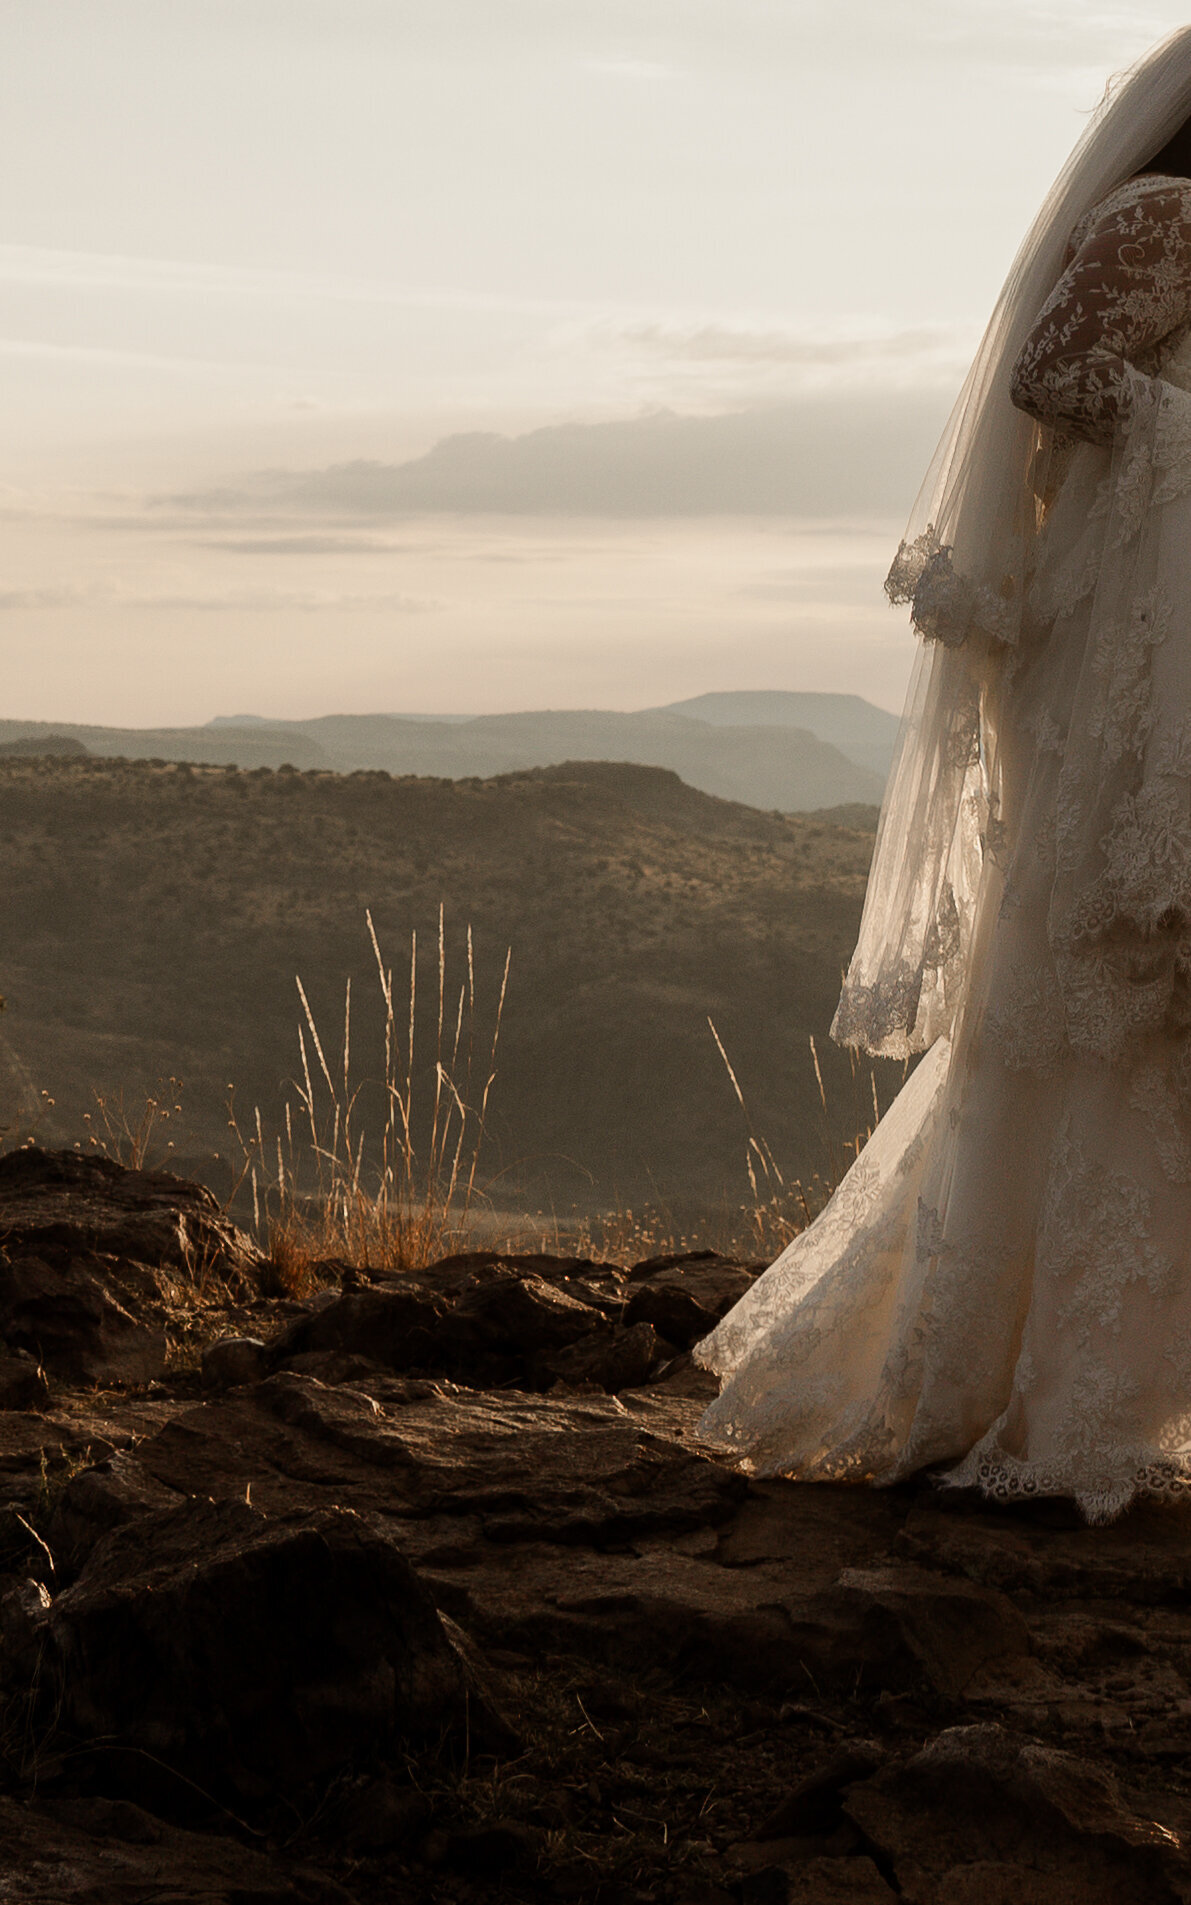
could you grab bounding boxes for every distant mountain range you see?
[0,691,899,813]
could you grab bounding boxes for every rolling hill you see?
[0,754,893,1223]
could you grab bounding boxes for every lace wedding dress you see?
[695,171,1191,1523]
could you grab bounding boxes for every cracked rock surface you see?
[1,1153,1191,1901]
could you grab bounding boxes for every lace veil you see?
[834,26,1191,1059]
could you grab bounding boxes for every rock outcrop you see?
[0,1147,266,1385]
[0,1147,265,1284]
[0,1154,1190,1902]
[36,1498,489,1811]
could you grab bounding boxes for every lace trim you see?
[1012,177,1191,454]
[830,974,922,1059]
[886,526,1019,650]
[942,1448,1191,1527]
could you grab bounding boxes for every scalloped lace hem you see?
[940,1446,1191,1525]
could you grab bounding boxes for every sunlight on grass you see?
[230,908,510,1290]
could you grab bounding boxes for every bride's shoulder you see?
[1071,173,1191,248]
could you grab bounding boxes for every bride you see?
[695,27,1191,1524]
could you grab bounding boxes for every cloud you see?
[736,566,883,602]
[616,322,975,391]
[0,243,604,322]
[0,335,246,376]
[133,588,440,613]
[0,586,90,610]
[197,534,407,555]
[161,394,952,522]
[759,1,1172,68]
[0,582,438,613]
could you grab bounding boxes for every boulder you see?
[269,1267,617,1390]
[267,1252,759,1394]
[35,1498,482,1811]
[45,1450,184,1578]
[844,1722,1189,1903]
[0,1351,50,1411]
[622,1252,757,1350]
[268,1283,448,1374]
[131,1374,745,1549]
[728,1847,897,1905]
[755,1739,886,1839]
[201,1333,267,1388]
[0,1251,166,1385]
[623,1280,719,1350]
[784,1858,897,1903]
[328,1773,433,1854]
[626,1250,757,1310]
[0,1147,265,1290]
[0,1792,356,1902]
[427,1249,627,1315]
[445,1268,610,1384]
[826,1564,1033,1700]
[896,1494,1191,1606]
[541,1317,670,1390]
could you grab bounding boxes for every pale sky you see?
[2,0,1186,725]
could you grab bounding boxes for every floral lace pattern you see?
[886,526,1020,650]
[696,173,1191,1522]
[1010,174,1191,448]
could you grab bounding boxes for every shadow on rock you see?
[17,1498,504,1818]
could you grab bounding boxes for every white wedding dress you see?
[696,172,1191,1523]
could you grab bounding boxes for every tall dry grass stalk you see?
[707,1018,895,1261]
[555,1029,895,1269]
[231,909,509,1287]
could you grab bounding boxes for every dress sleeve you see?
[1010,181,1191,448]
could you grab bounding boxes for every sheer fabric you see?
[695,173,1191,1523]
[832,27,1191,1064]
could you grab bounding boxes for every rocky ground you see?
[1,1149,1191,1902]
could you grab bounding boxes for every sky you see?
[3,0,1188,726]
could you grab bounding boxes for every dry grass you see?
[6,754,885,1209]
[228,934,893,1280]
[507,1028,894,1269]
[41,942,896,1290]
[719,1020,899,1256]
[79,1078,186,1170]
[232,908,510,1288]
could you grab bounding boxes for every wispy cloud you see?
[138,589,440,613]
[737,568,880,602]
[781,0,1172,66]
[0,334,264,377]
[617,322,975,390]
[157,395,950,522]
[0,587,92,610]
[0,581,438,613]
[196,533,409,556]
[0,243,623,322]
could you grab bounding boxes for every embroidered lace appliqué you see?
[885,525,1019,649]
[1011,176,1191,450]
